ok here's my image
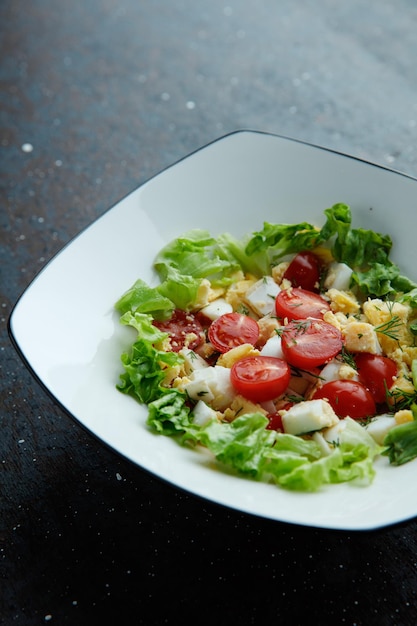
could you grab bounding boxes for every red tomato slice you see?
[281,319,343,368]
[152,309,204,352]
[208,312,259,353]
[283,251,322,292]
[275,288,330,320]
[354,353,398,404]
[266,412,284,432]
[230,356,291,403]
[313,380,376,419]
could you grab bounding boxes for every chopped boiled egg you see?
[229,394,268,418]
[324,261,353,291]
[217,343,260,368]
[260,333,284,359]
[281,399,339,435]
[319,359,359,383]
[193,278,212,309]
[365,414,397,445]
[180,365,236,411]
[225,276,257,310]
[363,299,412,355]
[311,431,333,456]
[257,314,281,346]
[271,261,290,284]
[179,348,210,375]
[243,276,280,317]
[395,409,414,424]
[192,400,218,426]
[326,288,360,315]
[199,298,233,321]
[342,320,382,354]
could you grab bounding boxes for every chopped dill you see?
[285,394,305,404]
[339,347,357,370]
[375,314,402,342]
[290,365,325,380]
[386,385,417,411]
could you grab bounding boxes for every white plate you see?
[9,130,417,531]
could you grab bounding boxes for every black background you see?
[2,1,417,624]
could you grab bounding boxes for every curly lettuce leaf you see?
[147,391,192,436]
[117,312,183,404]
[115,279,175,320]
[245,203,416,298]
[181,413,381,491]
[194,413,277,475]
[154,229,241,285]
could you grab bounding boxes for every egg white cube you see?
[179,348,210,374]
[282,399,339,435]
[244,276,280,317]
[365,414,397,445]
[183,377,215,404]
[319,359,359,383]
[312,431,333,456]
[324,262,353,291]
[260,334,284,359]
[199,298,233,321]
[192,400,218,426]
[183,365,236,411]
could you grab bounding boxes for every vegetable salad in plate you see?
[115,204,417,491]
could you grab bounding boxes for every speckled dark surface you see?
[3,1,417,624]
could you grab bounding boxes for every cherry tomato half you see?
[152,309,204,352]
[281,319,343,368]
[313,380,376,419]
[230,356,291,403]
[283,251,322,292]
[354,352,398,404]
[208,312,259,353]
[266,412,284,432]
[275,288,330,320]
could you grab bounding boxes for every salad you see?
[115,203,417,491]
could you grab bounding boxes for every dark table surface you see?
[3,1,417,624]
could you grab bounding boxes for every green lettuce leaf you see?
[400,287,417,309]
[185,413,381,491]
[147,391,192,436]
[194,413,277,475]
[156,267,204,312]
[117,312,183,404]
[154,229,241,285]
[115,278,174,320]
[215,232,273,277]
[382,403,417,466]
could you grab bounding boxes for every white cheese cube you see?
[199,298,233,321]
[244,276,280,317]
[282,399,339,435]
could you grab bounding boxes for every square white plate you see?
[9,130,417,530]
